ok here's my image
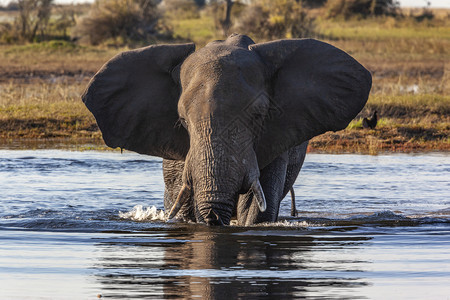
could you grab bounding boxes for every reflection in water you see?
[94,226,371,299]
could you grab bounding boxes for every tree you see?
[208,0,238,36]
[16,0,53,42]
[53,5,76,39]
[221,0,233,35]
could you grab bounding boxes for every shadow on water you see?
[93,225,371,299]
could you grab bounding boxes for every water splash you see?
[119,205,166,222]
[247,220,315,228]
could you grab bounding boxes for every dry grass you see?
[0,42,121,83]
[0,81,100,139]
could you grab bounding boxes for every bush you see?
[233,0,316,41]
[162,0,200,20]
[0,23,17,43]
[325,0,400,19]
[72,0,168,45]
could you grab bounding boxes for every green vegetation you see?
[170,15,216,46]
[0,1,448,153]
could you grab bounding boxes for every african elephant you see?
[82,34,371,226]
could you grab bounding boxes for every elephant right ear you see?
[250,39,371,168]
[82,43,195,160]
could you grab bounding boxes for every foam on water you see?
[248,220,316,228]
[118,205,167,222]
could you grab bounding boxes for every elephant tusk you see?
[251,180,266,212]
[168,184,191,219]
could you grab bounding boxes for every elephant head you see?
[82,34,371,225]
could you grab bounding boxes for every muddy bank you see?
[309,128,449,153]
[1,111,448,153]
[0,118,99,139]
[1,127,448,153]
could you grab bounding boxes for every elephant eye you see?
[179,118,188,129]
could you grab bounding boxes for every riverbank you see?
[1,98,448,154]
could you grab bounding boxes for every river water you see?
[0,150,449,299]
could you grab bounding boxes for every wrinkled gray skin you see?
[82,34,372,226]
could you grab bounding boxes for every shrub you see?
[233,0,316,41]
[0,23,17,43]
[162,0,200,20]
[72,0,167,45]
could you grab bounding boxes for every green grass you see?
[170,16,218,46]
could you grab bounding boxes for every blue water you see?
[1,150,449,299]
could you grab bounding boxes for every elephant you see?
[82,34,371,226]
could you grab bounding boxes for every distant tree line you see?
[0,0,433,45]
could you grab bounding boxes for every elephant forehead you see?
[181,45,264,85]
[179,71,267,115]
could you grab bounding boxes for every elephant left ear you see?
[249,39,372,168]
[82,43,195,160]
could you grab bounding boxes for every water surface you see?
[1,150,449,299]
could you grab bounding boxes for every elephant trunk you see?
[190,147,258,225]
[195,191,235,225]
[191,154,267,225]
[175,122,264,225]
